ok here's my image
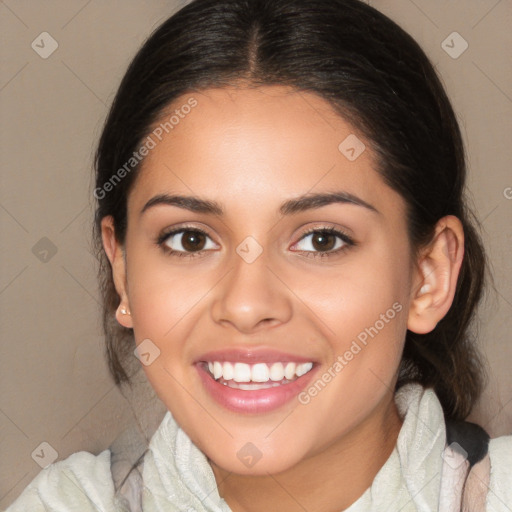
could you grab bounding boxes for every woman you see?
[7,0,511,510]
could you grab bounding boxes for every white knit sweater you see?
[6,384,512,511]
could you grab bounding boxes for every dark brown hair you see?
[93,0,487,421]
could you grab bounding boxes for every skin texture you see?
[101,85,464,511]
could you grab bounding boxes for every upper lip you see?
[195,348,317,364]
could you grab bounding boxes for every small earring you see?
[120,306,131,315]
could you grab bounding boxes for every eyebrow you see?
[140,191,379,217]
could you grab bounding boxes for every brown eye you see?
[294,228,348,253]
[310,232,337,252]
[180,230,207,251]
[161,228,216,254]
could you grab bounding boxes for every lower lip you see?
[196,364,316,414]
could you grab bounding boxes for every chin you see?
[207,447,307,476]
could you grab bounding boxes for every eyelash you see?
[155,225,356,260]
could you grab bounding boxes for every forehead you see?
[127,85,403,220]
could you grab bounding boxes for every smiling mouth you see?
[202,360,314,390]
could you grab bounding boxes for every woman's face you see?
[117,85,416,474]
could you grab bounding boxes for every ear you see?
[101,216,133,329]
[407,215,464,334]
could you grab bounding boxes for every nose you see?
[210,247,293,334]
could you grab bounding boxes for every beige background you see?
[1,0,511,507]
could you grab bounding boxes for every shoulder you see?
[486,434,512,508]
[6,449,118,512]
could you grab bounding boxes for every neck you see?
[210,395,403,512]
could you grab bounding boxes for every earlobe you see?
[100,216,133,329]
[115,303,133,328]
[407,216,464,334]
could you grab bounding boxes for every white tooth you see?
[303,362,313,374]
[251,363,270,382]
[213,361,223,380]
[269,362,285,381]
[296,362,313,377]
[222,362,234,380]
[284,362,297,380]
[238,382,271,390]
[208,362,214,374]
[233,362,252,382]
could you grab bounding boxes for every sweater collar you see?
[143,383,445,511]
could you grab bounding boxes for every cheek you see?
[301,246,409,342]
[124,263,208,405]
[126,254,212,341]
[296,244,410,412]
[125,262,205,413]
[294,255,409,440]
